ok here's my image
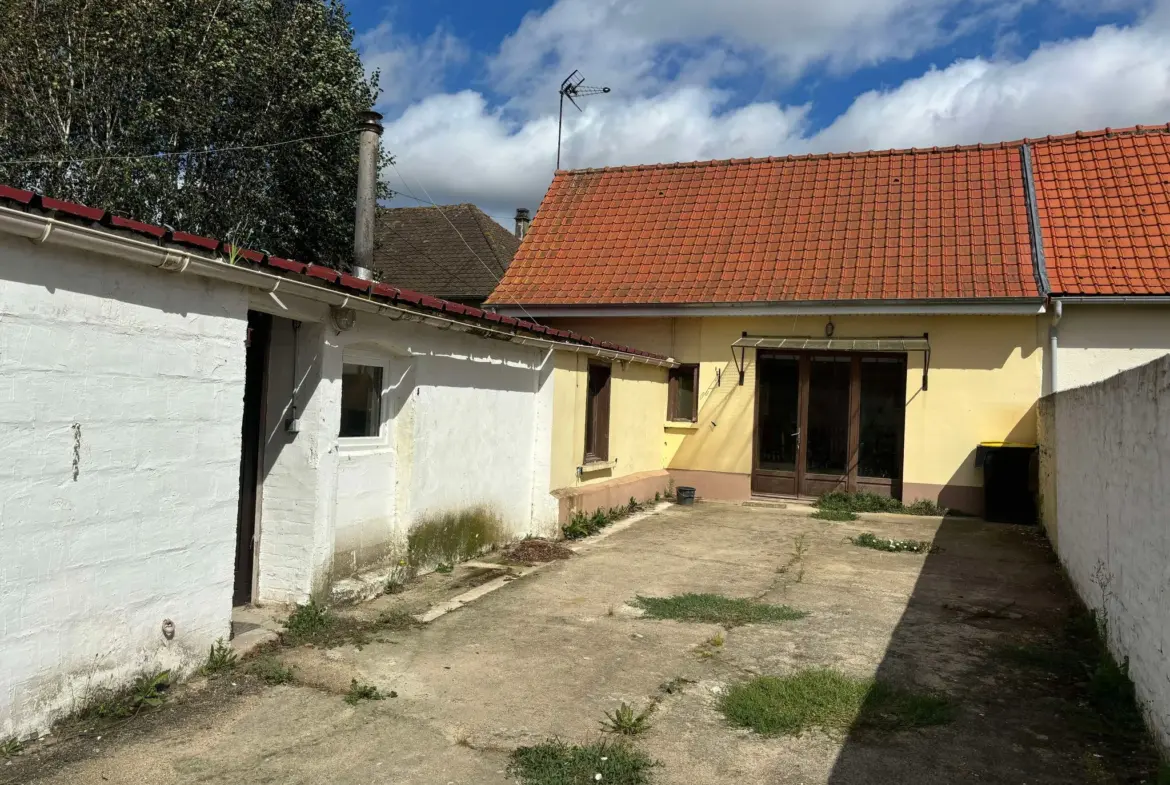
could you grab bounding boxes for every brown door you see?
[752,353,801,495]
[234,311,271,606]
[752,351,906,500]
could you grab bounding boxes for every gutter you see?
[0,207,676,369]
[1049,295,1170,305]
[492,299,1048,318]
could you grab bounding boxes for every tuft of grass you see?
[708,631,725,648]
[201,638,238,676]
[249,656,295,685]
[1,737,22,759]
[816,491,947,516]
[376,609,422,631]
[434,562,454,574]
[507,738,658,785]
[281,599,379,649]
[633,593,807,627]
[601,702,654,736]
[720,669,953,736]
[812,508,858,522]
[343,679,385,705]
[407,506,505,570]
[849,532,933,553]
[80,670,170,720]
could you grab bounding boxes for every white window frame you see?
[338,350,391,453]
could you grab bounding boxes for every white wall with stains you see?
[1039,355,1170,750]
[1055,304,1170,392]
[0,234,248,740]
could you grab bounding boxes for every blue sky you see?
[350,0,1170,226]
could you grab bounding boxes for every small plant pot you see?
[676,486,696,505]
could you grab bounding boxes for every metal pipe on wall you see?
[352,110,384,280]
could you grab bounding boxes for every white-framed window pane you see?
[340,363,383,438]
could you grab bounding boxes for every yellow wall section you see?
[549,350,669,492]
[548,315,1043,492]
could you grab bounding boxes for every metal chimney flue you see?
[515,208,531,240]
[353,110,384,279]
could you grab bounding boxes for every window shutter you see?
[597,368,611,461]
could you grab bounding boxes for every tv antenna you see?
[557,70,611,170]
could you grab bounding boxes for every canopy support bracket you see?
[733,331,747,385]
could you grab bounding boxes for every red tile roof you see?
[488,144,1041,306]
[1030,126,1170,296]
[0,186,666,361]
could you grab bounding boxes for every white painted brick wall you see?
[1042,355,1170,750]
[0,235,248,740]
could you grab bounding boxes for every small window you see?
[584,363,611,463]
[339,363,384,438]
[668,364,699,422]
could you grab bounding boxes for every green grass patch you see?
[248,656,295,685]
[407,506,505,569]
[343,679,386,705]
[507,739,658,785]
[816,491,947,516]
[633,593,807,627]
[720,668,953,736]
[849,532,933,553]
[78,670,170,720]
[811,508,858,522]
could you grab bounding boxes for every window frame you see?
[338,350,391,452]
[667,363,700,422]
[583,361,612,464]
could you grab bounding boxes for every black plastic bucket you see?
[676,486,696,505]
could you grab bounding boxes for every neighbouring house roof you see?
[0,184,668,362]
[372,204,518,301]
[1030,127,1170,296]
[487,124,1170,308]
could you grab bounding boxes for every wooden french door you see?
[752,351,906,499]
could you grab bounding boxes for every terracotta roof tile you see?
[0,184,664,360]
[487,143,1041,305]
[1031,125,1170,296]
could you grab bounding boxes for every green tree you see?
[0,0,389,269]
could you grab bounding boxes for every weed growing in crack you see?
[721,668,953,736]
[249,657,294,685]
[202,638,238,676]
[1,737,22,759]
[281,600,379,649]
[343,679,386,705]
[376,610,422,631]
[633,593,807,627]
[849,532,934,553]
[659,677,695,695]
[80,670,170,720]
[434,562,454,574]
[507,738,658,785]
[601,702,654,736]
[562,494,661,541]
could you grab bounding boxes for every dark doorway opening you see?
[234,310,272,606]
[752,351,906,499]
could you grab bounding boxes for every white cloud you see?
[377,2,1170,229]
[358,20,467,110]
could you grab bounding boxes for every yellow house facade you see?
[546,312,1044,515]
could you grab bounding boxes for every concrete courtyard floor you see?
[10,502,1160,784]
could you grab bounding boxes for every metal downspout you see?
[1021,143,1058,394]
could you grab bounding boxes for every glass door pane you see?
[806,356,851,474]
[757,354,800,471]
[859,357,906,479]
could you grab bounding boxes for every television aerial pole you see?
[557,70,611,170]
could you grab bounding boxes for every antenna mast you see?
[557,70,611,170]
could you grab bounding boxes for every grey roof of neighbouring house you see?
[372,204,519,300]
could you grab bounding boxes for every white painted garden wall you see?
[1055,304,1170,391]
[1038,355,1170,750]
[0,234,249,740]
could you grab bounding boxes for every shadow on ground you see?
[825,516,1164,785]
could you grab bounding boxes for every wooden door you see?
[234,311,271,606]
[752,353,801,495]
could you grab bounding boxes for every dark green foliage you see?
[632,593,807,627]
[720,669,953,736]
[507,739,658,785]
[628,496,640,513]
[1,737,23,759]
[0,0,389,269]
[817,492,948,516]
[849,532,933,553]
[561,495,655,541]
[407,507,505,569]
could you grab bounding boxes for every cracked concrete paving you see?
[12,502,1154,784]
